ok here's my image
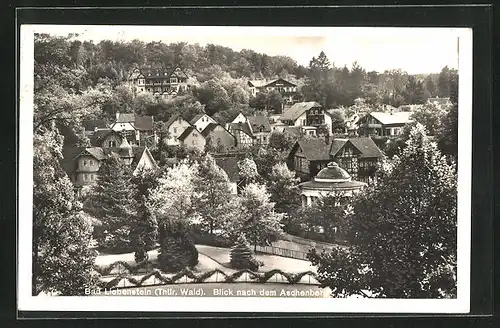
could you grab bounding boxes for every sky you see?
[30,25,463,75]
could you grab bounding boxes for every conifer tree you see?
[230,234,260,271]
[85,155,138,253]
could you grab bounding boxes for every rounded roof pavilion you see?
[299,162,366,192]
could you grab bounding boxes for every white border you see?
[18,25,472,313]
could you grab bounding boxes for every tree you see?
[252,147,287,180]
[33,125,98,295]
[309,124,457,298]
[230,234,262,271]
[266,89,284,113]
[157,221,198,273]
[237,157,259,190]
[193,155,234,235]
[193,80,231,116]
[410,102,448,136]
[230,85,250,105]
[130,168,161,262]
[437,66,451,98]
[267,163,301,216]
[403,76,429,105]
[268,131,296,152]
[249,92,267,110]
[425,75,437,97]
[84,156,138,253]
[231,183,284,251]
[148,161,199,224]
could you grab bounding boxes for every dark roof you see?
[201,123,218,137]
[134,115,153,131]
[283,126,302,137]
[164,113,185,128]
[347,137,385,158]
[248,115,271,133]
[214,157,240,182]
[280,101,322,122]
[190,114,205,125]
[427,97,450,105]
[83,119,107,131]
[296,139,332,161]
[89,129,115,146]
[84,147,108,161]
[116,113,136,123]
[329,139,348,157]
[229,122,253,138]
[177,126,198,141]
[139,67,188,79]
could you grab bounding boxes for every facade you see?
[127,67,189,97]
[280,102,333,136]
[109,112,155,146]
[247,115,272,145]
[227,122,254,148]
[358,111,413,137]
[190,113,217,132]
[177,126,206,152]
[298,162,366,207]
[248,78,298,105]
[62,136,158,188]
[202,123,237,152]
[288,137,384,182]
[163,114,192,146]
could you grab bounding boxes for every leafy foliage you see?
[33,126,99,295]
[308,124,457,298]
[157,221,198,273]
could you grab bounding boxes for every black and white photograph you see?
[18,24,472,313]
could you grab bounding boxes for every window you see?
[83,160,87,166]
[192,140,195,145]
[173,127,177,134]
[83,174,87,181]
[108,140,116,147]
[192,132,197,137]
[302,119,306,125]
[89,174,93,181]
[89,159,94,166]
[178,117,182,123]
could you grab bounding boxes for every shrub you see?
[157,223,198,273]
[230,234,262,271]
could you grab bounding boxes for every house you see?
[345,113,361,136]
[214,157,240,195]
[190,113,217,133]
[248,78,298,105]
[287,138,333,178]
[247,115,272,145]
[357,111,413,137]
[177,126,206,152]
[226,122,254,148]
[62,135,158,189]
[202,123,237,152]
[280,101,333,135]
[83,119,108,136]
[109,112,155,146]
[89,129,122,148]
[163,113,192,146]
[427,97,452,108]
[127,66,189,97]
[288,136,384,182]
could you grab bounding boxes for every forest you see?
[34,33,458,146]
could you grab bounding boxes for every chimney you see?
[325,134,330,145]
[116,111,120,121]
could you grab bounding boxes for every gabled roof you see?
[296,139,332,161]
[177,126,201,141]
[83,119,107,131]
[347,137,385,159]
[190,114,205,125]
[329,139,348,157]
[280,101,323,122]
[283,126,302,137]
[83,147,108,161]
[134,115,153,131]
[247,115,271,133]
[89,129,116,146]
[116,113,136,123]
[368,111,413,125]
[229,122,253,138]
[248,78,297,88]
[164,113,188,128]
[201,123,221,137]
[214,157,240,182]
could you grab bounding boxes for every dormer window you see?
[177,117,182,123]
